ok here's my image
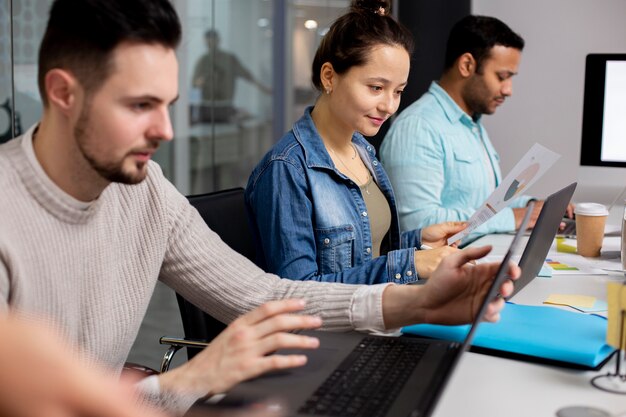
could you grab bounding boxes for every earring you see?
[325,88,330,95]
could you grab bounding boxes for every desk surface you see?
[432,234,625,417]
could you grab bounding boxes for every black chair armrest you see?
[159,336,210,373]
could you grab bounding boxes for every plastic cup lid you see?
[574,202,609,216]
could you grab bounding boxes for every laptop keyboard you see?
[298,336,428,417]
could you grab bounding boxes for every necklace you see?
[349,142,357,159]
[328,144,372,195]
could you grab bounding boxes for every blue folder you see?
[402,303,615,369]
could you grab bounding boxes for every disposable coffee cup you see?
[621,200,626,272]
[574,202,608,257]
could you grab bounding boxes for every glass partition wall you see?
[172,0,348,194]
[2,0,348,196]
[172,0,275,194]
[0,0,16,143]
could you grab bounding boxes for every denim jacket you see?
[245,107,422,285]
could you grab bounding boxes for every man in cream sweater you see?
[0,0,519,414]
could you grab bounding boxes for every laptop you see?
[218,207,534,417]
[558,217,576,237]
[509,182,577,299]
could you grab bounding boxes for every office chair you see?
[159,187,257,372]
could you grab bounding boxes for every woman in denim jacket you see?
[245,0,466,285]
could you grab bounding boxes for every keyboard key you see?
[297,337,428,417]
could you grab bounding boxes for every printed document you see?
[448,143,560,244]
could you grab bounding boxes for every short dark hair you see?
[311,0,414,92]
[38,0,181,106]
[444,15,524,73]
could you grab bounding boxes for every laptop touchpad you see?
[261,347,339,379]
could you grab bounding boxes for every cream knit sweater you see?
[0,128,388,410]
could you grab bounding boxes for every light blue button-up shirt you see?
[380,82,531,240]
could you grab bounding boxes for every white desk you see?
[432,234,625,417]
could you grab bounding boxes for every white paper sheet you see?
[448,143,560,244]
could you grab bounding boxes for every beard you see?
[74,106,151,185]
[462,74,499,117]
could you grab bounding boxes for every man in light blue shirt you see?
[381,15,541,240]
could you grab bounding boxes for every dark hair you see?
[444,15,524,73]
[38,0,181,106]
[311,0,414,92]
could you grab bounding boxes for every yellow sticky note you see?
[556,237,577,254]
[544,294,596,308]
[607,282,626,349]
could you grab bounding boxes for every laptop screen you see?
[511,182,577,299]
[459,201,535,352]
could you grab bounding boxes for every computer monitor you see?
[580,53,626,168]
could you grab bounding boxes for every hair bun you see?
[351,0,391,16]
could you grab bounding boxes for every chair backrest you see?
[187,187,256,260]
[178,187,256,357]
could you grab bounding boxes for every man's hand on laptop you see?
[513,201,544,229]
[382,246,520,329]
[558,203,576,231]
[158,299,322,399]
